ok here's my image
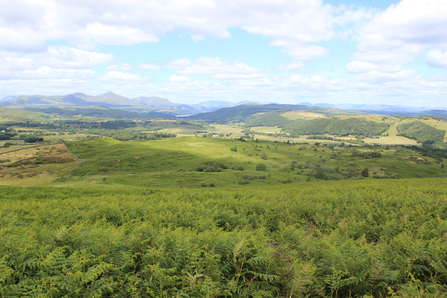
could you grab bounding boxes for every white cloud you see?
[269,40,329,60]
[0,46,113,80]
[106,63,133,71]
[360,0,447,46]
[346,61,402,74]
[44,46,114,68]
[285,61,304,72]
[191,34,205,42]
[351,0,447,68]
[102,71,145,81]
[177,57,261,76]
[75,23,159,47]
[0,0,365,58]
[0,27,47,52]
[170,75,189,83]
[355,69,417,84]
[0,47,113,71]
[211,73,264,80]
[165,58,192,70]
[137,63,161,70]
[18,67,96,80]
[426,49,447,69]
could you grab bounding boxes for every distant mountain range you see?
[0,92,255,114]
[1,92,446,117]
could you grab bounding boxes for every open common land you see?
[1,106,447,297]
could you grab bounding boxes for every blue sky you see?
[1,0,447,107]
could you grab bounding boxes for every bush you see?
[256,163,267,171]
[278,165,290,172]
[361,167,369,177]
[24,136,44,143]
[230,146,237,152]
[238,179,250,185]
[194,161,228,172]
[232,166,244,171]
[260,153,267,160]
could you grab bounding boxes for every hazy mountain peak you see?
[132,96,173,107]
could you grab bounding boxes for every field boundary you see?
[52,141,87,182]
[0,144,46,155]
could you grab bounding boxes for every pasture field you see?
[0,140,25,147]
[250,126,281,134]
[280,111,326,120]
[363,136,419,146]
[1,178,447,297]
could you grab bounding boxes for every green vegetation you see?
[22,137,443,188]
[397,120,446,146]
[245,112,292,127]
[1,106,447,297]
[189,104,360,124]
[1,179,447,297]
[24,107,176,119]
[283,118,390,138]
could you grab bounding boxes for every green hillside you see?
[397,120,446,146]
[47,137,447,189]
[188,104,361,124]
[24,107,176,119]
[245,112,292,127]
[283,118,390,137]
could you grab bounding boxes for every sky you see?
[1,0,447,108]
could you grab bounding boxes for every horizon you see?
[1,0,447,108]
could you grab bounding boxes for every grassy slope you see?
[50,137,447,189]
[0,143,82,186]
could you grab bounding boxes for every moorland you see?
[1,101,447,297]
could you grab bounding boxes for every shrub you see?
[238,179,250,185]
[256,163,267,171]
[232,166,244,171]
[194,161,228,172]
[361,167,369,177]
[278,165,290,172]
[230,146,237,152]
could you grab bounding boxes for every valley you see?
[1,102,447,297]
